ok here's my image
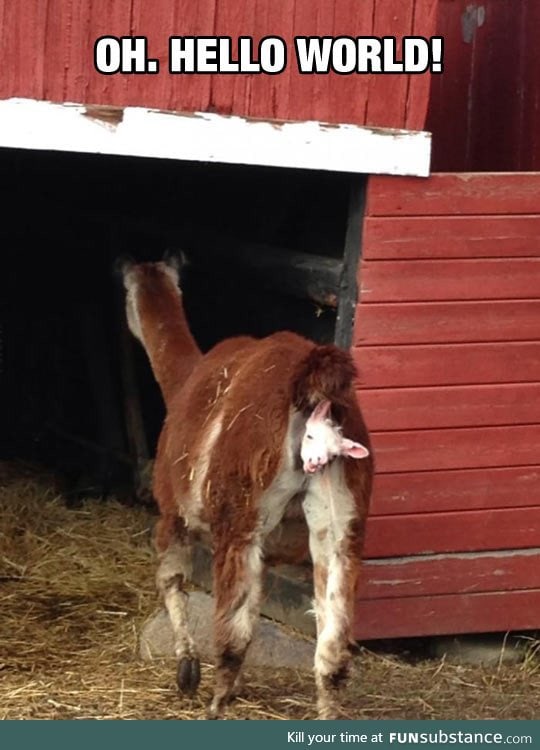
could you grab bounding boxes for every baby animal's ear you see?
[340,438,369,460]
[308,400,332,424]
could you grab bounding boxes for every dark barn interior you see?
[0,147,360,499]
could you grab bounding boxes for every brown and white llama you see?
[121,257,373,719]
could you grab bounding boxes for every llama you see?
[121,257,373,719]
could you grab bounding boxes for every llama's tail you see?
[292,343,372,462]
[120,255,202,405]
[291,344,358,413]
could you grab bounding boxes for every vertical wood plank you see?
[426,0,475,171]
[211,0,253,116]
[0,0,10,99]
[155,0,217,114]
[127,0,177,109]
[467,1,522,171]
[365,0,414,128]
[287,1,325,122]
[405,0,438,130]
[246,0,295,120]
[63,0,92,104]
[0,0,5,97]
[329,0,375,125]
[31,0,50,99]
[517,0,540,170]
[43,0,72,102]
[2,0,48,100]
[82,0,133,108]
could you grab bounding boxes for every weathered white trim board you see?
[0,97,431,176]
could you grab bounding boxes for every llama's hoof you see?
[177,655,201,695]
[206,702,223,720]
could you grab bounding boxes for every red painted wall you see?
[427,0,540,171]
[353,172,540,639]
[0,0,437,130]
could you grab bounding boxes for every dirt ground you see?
[1,462,539,720]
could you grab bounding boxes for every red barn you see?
[1,0,539,640]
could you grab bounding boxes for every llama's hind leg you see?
[207,536,264,718]
[302,465,362,719]
[155,515,201,695]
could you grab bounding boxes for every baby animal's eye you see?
[306,434,313,440]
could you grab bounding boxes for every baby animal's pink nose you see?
[304,458,325,474]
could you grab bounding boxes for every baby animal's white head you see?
[301,400,369,474]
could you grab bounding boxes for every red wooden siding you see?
[365,508,540,559]
[360,383,540,430]
[355,302,540,345]
[371,425,539,473]
[0,0,437,130]
[362,217,540,259]
[356,589,540,641]
[353,343,540,388]
[365,174,540,216]
[360,259,540,302]
[426,1,540,171]
[360,549,540,599]
[353,172,540,640]
[372,467,540,517]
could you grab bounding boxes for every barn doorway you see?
[0,146,364,498]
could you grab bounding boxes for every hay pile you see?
[1,462,539,720]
